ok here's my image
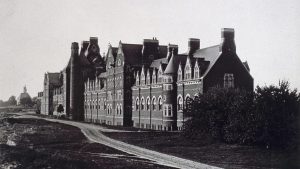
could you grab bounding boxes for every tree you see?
[8,96,17,106]
[251,81,300,148]
[20,97,32,107]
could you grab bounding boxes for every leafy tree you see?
[20,97,32,107]
[251,81,300,148]
[8,96,17,106]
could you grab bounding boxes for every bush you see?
[184,87,253,143]
[251,81,300,148]
[184,81,300,149]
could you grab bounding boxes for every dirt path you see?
[15,113,221,169]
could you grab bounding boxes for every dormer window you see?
[146,72,151,84]
[152,72,156,84]
[178,68,182,81]
[194,66,199,79]
[141,72,145,86]
[117,59,122,66]
[136,74,140,86]
[158,69,163,83]
[224,73,234,88]
[185,65,191,80]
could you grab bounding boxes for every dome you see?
[17,86,32,105]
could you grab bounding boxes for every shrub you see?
[251,81,300,148]
[183,81,300,149]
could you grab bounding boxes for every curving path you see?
[16,113,222,169]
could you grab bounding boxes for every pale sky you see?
[0,0,299,100]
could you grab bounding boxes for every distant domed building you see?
[17,86,32,106]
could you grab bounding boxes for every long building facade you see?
[40,28,253,130]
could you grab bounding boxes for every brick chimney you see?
[188,38,200,55]
[220,28,236,53]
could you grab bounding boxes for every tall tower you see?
[70,42,84,121]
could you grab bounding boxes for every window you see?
[141,97,145,110]
[194,66,199,79]
[141,72,145,85]
[224,73,234,88]
[178,69,182,81]
[146,73,151,84]
[158,70,163,83]
[152,73,156,84]
[164,105,167,116]
[119,105,122,115]
[185,65,191,80]
[136,98,139,110]
[152,97,156,110]
[158,97,163,110]
[177,96,183,110]
[168,105,172,116]
[136,74,140,86]
[146,97,150,110]
[117,59,122,66]
[116,105,119,115]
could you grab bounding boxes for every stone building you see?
[40,28,253,130]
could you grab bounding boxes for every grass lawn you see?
[103,131,300,169]
[0,113,175,169]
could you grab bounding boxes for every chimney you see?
[142,38,159,61]
[81,41,89,50]
[166,44,178,61]
[71,42,79,55]
[188,38,200,55]
[220,28,236,53]
[89,37,98,44]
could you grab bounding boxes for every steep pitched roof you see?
[164,54,188,75]
[150,58,168,69]
[243,61,250,72]
[193,45,220,77]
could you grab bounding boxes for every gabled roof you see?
[243,61,250,72]
[193,45,220,77]
[164,54,188,75]
[150,58,168,69]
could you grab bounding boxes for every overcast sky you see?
[0,0,299,100]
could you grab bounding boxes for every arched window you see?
[116,105,119,115]
[119,104,122,115]
[158,97,163,110]
[136,98,139,110]
[146,97,150,110]
[177,96,183,110]
[152,97,156,110]
[141,97,145,110]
